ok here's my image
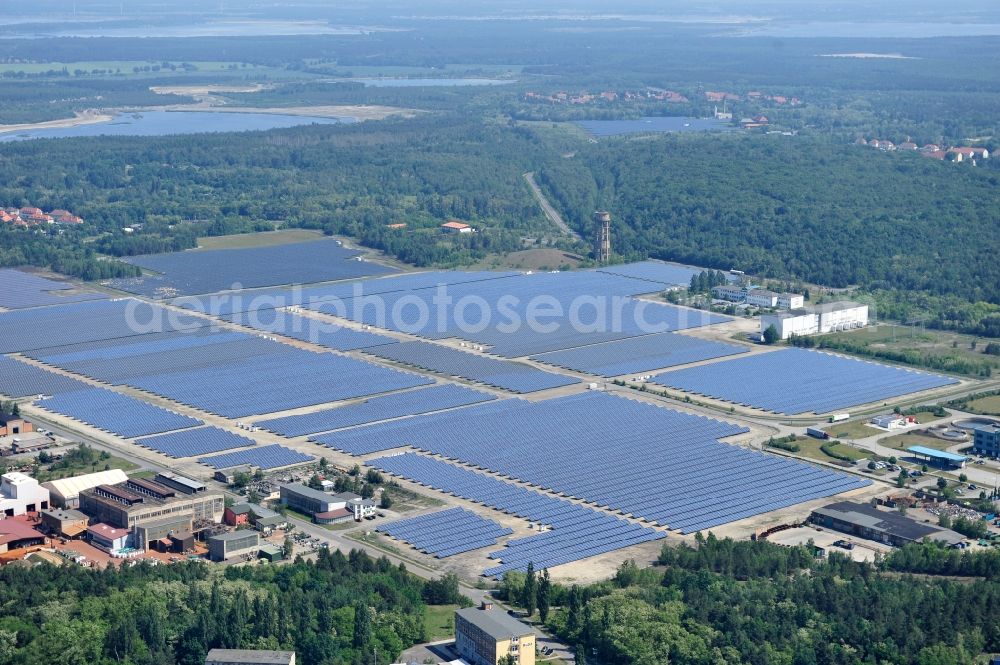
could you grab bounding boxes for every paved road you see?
[523,171,582,241]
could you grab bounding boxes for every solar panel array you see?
[299,270,731,357]
[377,507,513,558]
[651,348,960,415]
[0,299,204,354]
[23,321,433,418]
[0,355,90,397]
[33,387,202,438]
[372,453,665,576]
[126,347,431,418]
[107,239,397,297]
[322,392,870,531]
[0,269,106,309]
[198,444,314,470]
[362,341,577,393]
[531,332,748,377]
[173,270,522,318]
[224,310,395,351]
[259,384,496,438]
[594,261,706,288]
[135,426,256,458]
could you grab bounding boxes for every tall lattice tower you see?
[593,211,611,263]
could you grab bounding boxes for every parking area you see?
[766,525,893,562]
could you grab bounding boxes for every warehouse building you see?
[971,423,1000,457]
[712,286,804,310]
[280,484,375,523]
[205,649,295,665]
[42,469,129,508]
[760,301,869,340]
[871,414,908,429]
[78,478,224,548]
[0,518,45,554]
[39,508,89,538]
[809,501,964,547]
[225,502,287,533]
[456,602,535,665]
[87,523,132,553]
[0,472,49,516]
[207,530,260,562]
[154,472,207,495]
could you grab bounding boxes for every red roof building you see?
[0,518,45,554]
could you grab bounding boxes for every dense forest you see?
[0,547,460,665]
[500,535,1000,665]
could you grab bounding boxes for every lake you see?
[336,77,515,88]
[575,117,732,137]
[0,111,354,142]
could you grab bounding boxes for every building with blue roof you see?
[907,445,967,469]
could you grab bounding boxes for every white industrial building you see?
[41,469,129,508]
[712,286,804,310]
[761,301,869,340]
[0,472,50,516]
[871,414,907,429]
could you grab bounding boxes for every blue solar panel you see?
[372,453,665,576]
[223,310,395,351]
[651,348,960,415]
[34,387,202,438]
[0,355,90,397]
[362,341,577,393]
[326,392,871,531]
[594,261,710,287]
[0,299,208,354]
[0,269,106,309]
[377,507,513,558]
[198,444,314,470]
[136,426,256,458]
[106,239,397,297]
[259,384,496,437]
[531,332,747,377]
[126,347,433,418]
[299,270,731,357]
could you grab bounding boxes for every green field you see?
[195,228,322,250]
[34,454,138,482]
[820,324,1000,377]
[791,438,867,464]
[881,432,956,452]
[824,421,880,440]
[965,394,1000,416]
[423,604,458,641]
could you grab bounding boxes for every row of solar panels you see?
[10,304,435,418]
[222,310,396,352]
[652,348,958,415]
[258,383,496,438]
[377,507,513,558]
[135,426,257,458]
[106,239,395,298]
[372,453,665,576]
[362,341,577,394]
[320,391,870,531]
[0,269,106,310]
[198,444,314,470]
[530,331,747,378]
[33,387,202,439]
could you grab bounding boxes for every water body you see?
[337,77,515,88]
[0,111,354,142]
[0,20,392,39]
[576,116,732,137]
[738,22,1000,38]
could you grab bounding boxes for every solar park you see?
[0,256,965,577]
[651,348,960,415]
[377,507,513,558]
[0,269,106,309]
[257,383,496,437]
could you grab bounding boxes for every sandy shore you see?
[0,109,114,135]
